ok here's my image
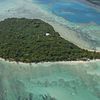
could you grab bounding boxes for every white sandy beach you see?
[0,57,100,66]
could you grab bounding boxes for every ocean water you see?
[35,0,100,24]
[0,60,100,100]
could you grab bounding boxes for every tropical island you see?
[0,18,100,63]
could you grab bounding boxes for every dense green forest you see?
[0,18,100,63]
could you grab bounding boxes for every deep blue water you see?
[33,0,100,24]
[35,0,53,4]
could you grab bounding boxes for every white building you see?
[46,33,50,36]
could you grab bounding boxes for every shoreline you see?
[0,57,100,65]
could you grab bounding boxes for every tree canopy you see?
[0,18,100,63]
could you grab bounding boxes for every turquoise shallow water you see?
[0,60,100,100]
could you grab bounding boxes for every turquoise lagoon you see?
[0,60,100,100]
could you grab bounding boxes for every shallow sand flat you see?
[0,59,100,100]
